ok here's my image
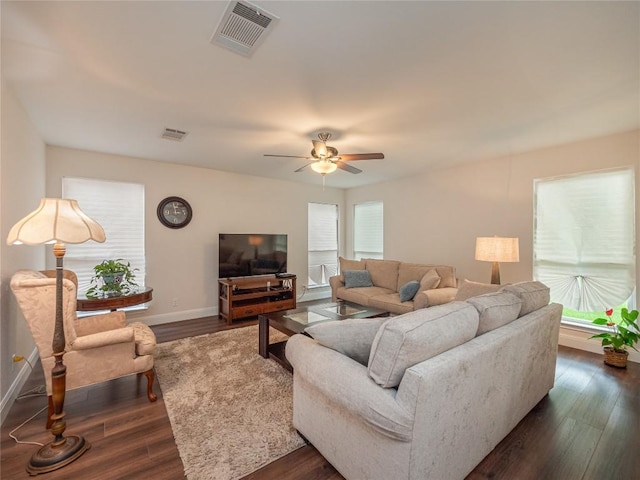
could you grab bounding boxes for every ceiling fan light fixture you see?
[310,160,337,175]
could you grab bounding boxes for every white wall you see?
[346,129,640,361]
[46,146,344,325]
[0,78,47,423]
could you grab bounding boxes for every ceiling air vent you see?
[161,128,188,142]
[210,1,279,57]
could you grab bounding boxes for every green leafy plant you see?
[86,259,139,298]
[590,307,640,353]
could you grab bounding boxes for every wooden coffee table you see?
[258,301,389,371]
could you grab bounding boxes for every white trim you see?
[559,325,640,363]
[1,348,40,426]
[129,306,217,326]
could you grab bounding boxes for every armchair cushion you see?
[368,302,479,388]
[72,327,134,350]
[75,311,127,337]
[305,317,388,365]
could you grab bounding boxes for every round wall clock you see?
[157,196,192,229]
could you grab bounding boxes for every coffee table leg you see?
[258,314,269,358]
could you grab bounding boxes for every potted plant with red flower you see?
[590,307,639,368]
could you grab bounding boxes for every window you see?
[354,201,383,260]
[308,203,338,287]
[62,177,146,297]
[533,168,635,325]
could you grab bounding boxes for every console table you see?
[218,275,296,324]
[76,287,153,312]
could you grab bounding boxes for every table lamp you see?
[7,198,106,475]
[475,236,519,285]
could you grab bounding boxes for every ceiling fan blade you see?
[338,153,385,161]
[294,162,314,173]
[264,154,310,159]
[335,161,362,174]
[312,140,328,157]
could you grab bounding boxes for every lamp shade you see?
[310,160,338,175]
[475,237,519,263]
[7,198,106,246]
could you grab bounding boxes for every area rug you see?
[154,325,305,480]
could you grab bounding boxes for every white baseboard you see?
[558,326,639,363]
[129,306,218,326]
[1,348,40,426]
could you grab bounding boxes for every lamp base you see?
[490,262,501,285]
[26,435,90,476]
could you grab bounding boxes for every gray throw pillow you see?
[343,270,374,288]
[399,280,420,302]
[305,317,388,365]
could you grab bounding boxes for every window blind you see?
[62,177,146,296]
[533,168,635,312]
[354,202,383,260]
[308,203,338,287]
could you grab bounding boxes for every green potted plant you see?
[589,307,639,368]
[86,259,139,298]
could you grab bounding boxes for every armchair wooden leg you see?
[143,369,157,402]
[46,395,54,429]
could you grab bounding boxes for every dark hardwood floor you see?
[2,314,638,480]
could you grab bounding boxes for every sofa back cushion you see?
[364,259,400,291]
[466,292,522,335]
[368,302,479,388]
[338,256,365,281]
[500,281,550,316]
[454,279,502,301]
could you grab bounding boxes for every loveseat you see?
[286,281,561,480]
[329,257,458,314]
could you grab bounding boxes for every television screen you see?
[218,233,287,278]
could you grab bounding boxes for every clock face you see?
[157,196,192,229]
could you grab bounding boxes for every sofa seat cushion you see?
[369,293,414,315]
[364,259,400,291]
[368,302,479,388]
[305,317,388,365]
[336,286,395,306]
[454,279,502,301]
[466,292,522,335]
[501,281,550,316]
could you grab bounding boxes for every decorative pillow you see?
[343,270,374,288]
[338,257,366,281]
[368,302,479,388]
[399,280,421,302]
[305,317,388,365]
[419,269,441,291]
[500,281,550,316]
[466,292,522,335]
[454,279,502,301]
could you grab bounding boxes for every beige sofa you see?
[286,281,560,480]
[329,257,458,314]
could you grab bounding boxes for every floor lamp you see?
[7,198,106,475]
[475,236,520,285]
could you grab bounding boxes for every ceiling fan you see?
[264,132,384,175]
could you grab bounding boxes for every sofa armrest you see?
[71,327,134,351]
[329,275,344,302]
[413,287,458,309]
[286,334,414,440]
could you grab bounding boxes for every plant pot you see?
[603,347,628,368]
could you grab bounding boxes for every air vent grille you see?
[161,128,188,142]
[211,1,279,57]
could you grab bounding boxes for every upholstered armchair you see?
[10,269,157,428]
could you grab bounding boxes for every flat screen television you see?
[218,233,288,278]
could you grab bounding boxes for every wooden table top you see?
[76,287,153,312]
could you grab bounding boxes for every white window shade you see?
[354,202,383,260]
[534,168,635,311]
[62,177,146,296]
[308,203,338,287]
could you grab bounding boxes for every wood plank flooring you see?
[2,314,638,480]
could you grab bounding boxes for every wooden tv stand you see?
[218,274,296,324]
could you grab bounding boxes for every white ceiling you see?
[2,1,638,189]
